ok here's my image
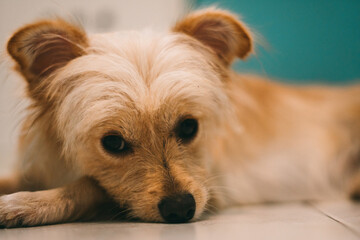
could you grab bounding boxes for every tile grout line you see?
[305,201,360,238]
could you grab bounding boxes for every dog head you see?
[7,9,253,222]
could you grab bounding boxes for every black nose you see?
[158,193,196,223]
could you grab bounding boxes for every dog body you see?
[0,9,359,227]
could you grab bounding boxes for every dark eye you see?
[176,118,198,143]
[101,135,130,154]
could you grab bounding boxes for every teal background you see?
[196,0,360,84]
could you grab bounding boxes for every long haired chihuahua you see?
[0,8,359,227]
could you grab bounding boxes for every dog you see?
[0,8,359,228]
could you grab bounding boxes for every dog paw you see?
[0,192,48,228]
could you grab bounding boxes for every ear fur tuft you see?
[7,19,88,82]
[173,8,253,65]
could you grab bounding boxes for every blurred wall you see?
[0,0,189,175]
[197,0,360,84]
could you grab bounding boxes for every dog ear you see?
[7,19,88,84]
[172,9,253,65]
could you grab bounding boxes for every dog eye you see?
[176,118,198,143]
[101,135,129,154]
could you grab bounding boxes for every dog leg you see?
[0,174,21,195]
[0,177,108,228]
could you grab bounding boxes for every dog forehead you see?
[54,31,228,138]
[60,32,220,104]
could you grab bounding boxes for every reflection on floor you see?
[0,200,359,240]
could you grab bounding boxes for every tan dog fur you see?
[0,8,359,227]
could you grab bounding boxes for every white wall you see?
[0,0,190,175]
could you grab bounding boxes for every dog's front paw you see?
[0,192,50,228]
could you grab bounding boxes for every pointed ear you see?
[7,19,88,83]
[172,9,253,65]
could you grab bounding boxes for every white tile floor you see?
[0,200,359,240]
